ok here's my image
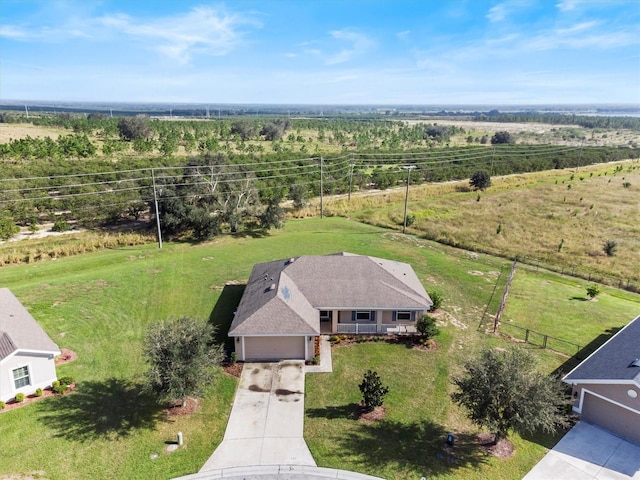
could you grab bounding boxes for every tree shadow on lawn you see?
[38,378,165,441]
[309,406,488,476]
[306,403,360,420]
[209,284,246,353]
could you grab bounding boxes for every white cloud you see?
[486,0,532,22]
[97,7,259,63]
[486,3,509,22]
[0,25,32,40]
[325,29,374,65]
[397,30,411,41]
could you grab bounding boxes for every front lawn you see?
[305,338,561,480]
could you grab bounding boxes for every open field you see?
[0,123,68,142]
[0,117,636,161]
[322,160,640,286]
[1,217,639,479]
[414,119,640,147]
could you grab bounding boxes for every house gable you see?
[0,288,61,363]
[563,315,640,387]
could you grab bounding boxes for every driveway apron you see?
[200,361,316,471]
[523,421,640,480]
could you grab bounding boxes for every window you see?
[355,311,372,321]
[396,311,412,321]
[319,311,332,322]
[13,366,30,389]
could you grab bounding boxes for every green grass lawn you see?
[1,216,639,479]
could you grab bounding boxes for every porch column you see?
[376,310,383,333]
[332,310,339,333]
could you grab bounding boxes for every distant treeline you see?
[473,112,640,130]
[1,141,636,240]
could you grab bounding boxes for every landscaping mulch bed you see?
[55,348,78,365]
[222,362,243,378]
[1,383,76,413]
[165,397,199,417]
[477,433,516,458]
[330,334,438,351]
[356,405,386,422]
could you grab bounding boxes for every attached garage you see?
[580,391,640,445]
[241,336,306,361]
[563,315,640,447]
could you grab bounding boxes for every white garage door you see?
[581,392,640,445]
[244,336,305,361]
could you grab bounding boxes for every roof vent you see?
[269,283,276,291]
[629,359,640,367]
[287,257,295,264]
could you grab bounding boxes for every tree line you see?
[473,112,640,130]
[1,141,636,242]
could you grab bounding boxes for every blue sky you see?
[1,0,639,104]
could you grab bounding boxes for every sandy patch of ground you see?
[0,223,85,245]
[0,123,65,142]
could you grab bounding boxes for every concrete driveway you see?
[200,361,316,471]
[524,422,640,480]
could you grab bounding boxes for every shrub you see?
[429,290,443,310]
[51,380,66,394]
[15,392,25,402]
[58,376,74,386]
[603,239,617,257]
[35,388,43,397]
[416,314,439,339]
[230,351,238,364]
[51,220,71,232]
[405,214,416,227]
[312,355,320,365]
[623,182,631,188]
[359,370,389,412]
[329,335,341,343]
[586,284,600,299]
[0,401,5,409]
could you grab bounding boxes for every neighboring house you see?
[0,288,61,403]
[563,314,640,445]
[228,253,433,362]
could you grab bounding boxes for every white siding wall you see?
[1,352,58,402]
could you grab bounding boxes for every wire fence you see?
[513,254,639,294]
[498,322,598,360]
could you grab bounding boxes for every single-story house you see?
[563,314,640,445]
[228,253,433,362]
[0,288,61,403]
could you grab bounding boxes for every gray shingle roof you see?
[229,253,432,336]
[0,288,61,361]
[563,315,640,385]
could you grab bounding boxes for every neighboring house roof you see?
[0,288,61,362]
[229,253,432,336]
[563,315,640,386]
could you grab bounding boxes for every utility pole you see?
[490,146,496,176]
[151,168,163,249]
[402,165,416,233]
[320,157,324,219]
[348,153,355,202]
[24,104,29,118]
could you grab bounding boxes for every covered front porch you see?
[336,323,417,334]
[319,309,421,335]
